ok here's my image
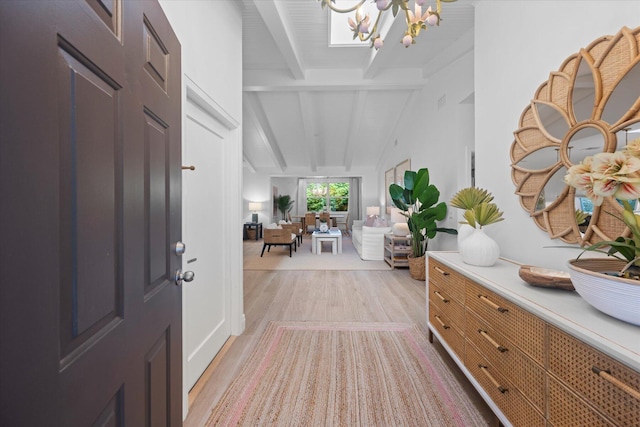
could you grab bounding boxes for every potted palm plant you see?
[389,168,457,280]
[275,195,294,221]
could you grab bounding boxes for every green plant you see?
[575,209,589,226]
[450,187,494,210]
[450,187,504,229]
[275,194,294,221]
[463,202,504,228]
[389,168,457,258]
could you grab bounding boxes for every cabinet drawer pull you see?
[434,291,449,303]
[478,364,508,394]
[434,266,449,276]
[592,366,640,400]
[478,295,508,313]
[434,315,450,329]
[478,329,508,353]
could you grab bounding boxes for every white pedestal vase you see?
[457,223,475,254]
[460,228,500,267]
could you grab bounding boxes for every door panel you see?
[145,111,171,292]
[183,101,231,391]
[57,44,122,362]
[0,1,182,425]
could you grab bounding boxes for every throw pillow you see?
[373,217,389,227]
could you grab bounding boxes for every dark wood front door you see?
[0,1,182,425]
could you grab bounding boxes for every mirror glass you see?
[539,167,568,210]
[572,57,596,123]
[615,120,640,149]
[602,61,640,125]
[535,103,569,141]
[567,127,606,164]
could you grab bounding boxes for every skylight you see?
[328,0,383,47]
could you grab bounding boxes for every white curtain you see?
[297,179,309,215]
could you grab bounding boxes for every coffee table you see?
[311,229,342,255]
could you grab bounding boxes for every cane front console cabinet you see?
[427,252,640,427]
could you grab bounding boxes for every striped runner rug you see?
[205,321,487,426]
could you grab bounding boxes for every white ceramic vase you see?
[457,223,475,252]
[460,228,499,267]
[319,222,329,232]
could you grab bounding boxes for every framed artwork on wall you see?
[272,186,278,219]
[385,167,395,214]
[395,158,411,185]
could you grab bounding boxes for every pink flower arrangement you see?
[565,138,640,273]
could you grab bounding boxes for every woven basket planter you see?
[407,255,426,281]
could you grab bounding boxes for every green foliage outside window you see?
[306,182,349,212]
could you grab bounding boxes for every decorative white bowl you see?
[567,259,640,326]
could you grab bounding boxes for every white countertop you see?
[427,251,640,372]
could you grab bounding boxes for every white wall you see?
[379,49,476,251]
[475,1,640,270]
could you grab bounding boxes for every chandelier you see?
[311,184,328,197]
[319,0,457,49]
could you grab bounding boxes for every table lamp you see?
[249,202,261,223]
[390,207,410,236]
[366,206,380,218]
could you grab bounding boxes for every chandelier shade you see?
[319,0,457,49]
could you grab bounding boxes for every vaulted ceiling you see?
[241,0,474,176]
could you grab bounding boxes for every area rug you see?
[205,321,487,426]
[244,236,391,271]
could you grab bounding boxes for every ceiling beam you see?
[244,92,287,172]
[243,155,257,173]
[362,11,407,79]
[251,0,305,80]
[298,91,318,172]
[244,77,428,92]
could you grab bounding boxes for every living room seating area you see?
[351,219,393,261]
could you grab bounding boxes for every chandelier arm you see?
[322,0,367,14]
[404,7,411,35]
[370,11,384,36]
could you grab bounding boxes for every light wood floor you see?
[183,240,494,426]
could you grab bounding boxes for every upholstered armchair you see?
[261,228,297,257]
[281,222,303,245]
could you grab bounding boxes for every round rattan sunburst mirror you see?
[511,26,640,245]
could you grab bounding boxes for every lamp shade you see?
[390,207,406,223]
[366,206,380,216]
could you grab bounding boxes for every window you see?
[306,182,349,212]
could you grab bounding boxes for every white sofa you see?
[351,219,392,260]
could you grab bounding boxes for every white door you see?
[182,98,231,398]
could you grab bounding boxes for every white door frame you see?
[181,74,244,417]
